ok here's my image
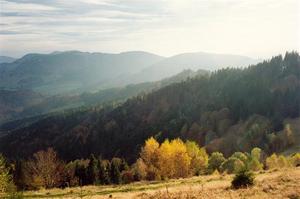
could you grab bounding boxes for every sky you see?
[0,0,299,58]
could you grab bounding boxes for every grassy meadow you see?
[6,167,299,199]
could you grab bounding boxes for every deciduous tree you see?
[24,148,64,189]
[185,141,208,175]
[208,152,226,173]
[0,154,12,193]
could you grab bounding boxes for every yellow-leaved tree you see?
[170,139,191,178]
[157,139,173,179]
[140,137,160,180]
[158,139,191,179]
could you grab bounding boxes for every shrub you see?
[231,152,248,164]
[290,153,300,167]
[247,158,263,171]
[266,153,278,169]
[146,166,161,181]
[121,170,134,184]
[277,155,289,168]
[221,157,245,174]
[231,169,254,189]
[132,158,147,181]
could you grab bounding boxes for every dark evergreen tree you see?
[13,160,25,190]
[86,154,99,185]
[110,158,122,184]
[120,158,129,171]
[99,160,111,185]
[74,161,88,185]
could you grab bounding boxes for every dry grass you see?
[138,168,300,199]
[16,168,300,199]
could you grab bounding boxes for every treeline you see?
[10,149,130,190]
[1,137,300,193]
[135,137,300,180]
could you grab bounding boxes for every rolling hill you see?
[127,52,260,83]
[0,51,164,94]
[0,51,259,94]
[0,52,298,162]
[0,56,16,64]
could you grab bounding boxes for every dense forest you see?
[0,69,207,125]
[0,52,299,163]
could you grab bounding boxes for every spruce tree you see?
[86,154,99,185]
[110,158,122,184]
[99,160,111,184]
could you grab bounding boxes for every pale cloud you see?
[0,0,299,58]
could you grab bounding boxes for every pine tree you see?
[110,158,122,184]
[74,161,88,185]
[99,160,111,184]
[86,154,99,185]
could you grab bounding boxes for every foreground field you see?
[17,168,300,199]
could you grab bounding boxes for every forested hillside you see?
[0,52,299,162]
[0,69,207,125]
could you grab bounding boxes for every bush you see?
[290,153,300,167]
[221,157,245,174]
[132,158,147,181]
[266,153,278,169]
[231,169,254,189]
[121,170,134,184]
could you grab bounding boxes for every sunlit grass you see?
[8,168,300,199]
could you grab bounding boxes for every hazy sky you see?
[0,0,299,58]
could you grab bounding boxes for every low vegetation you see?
[1,137,300,197]
[2,167,300,198]
[231,169,254,189]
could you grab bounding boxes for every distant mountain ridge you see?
[131,52,261,83]
[0,51,164,94]
[0,51,259,94]
[0,56,16,64]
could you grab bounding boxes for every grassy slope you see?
[13,168,300,199]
